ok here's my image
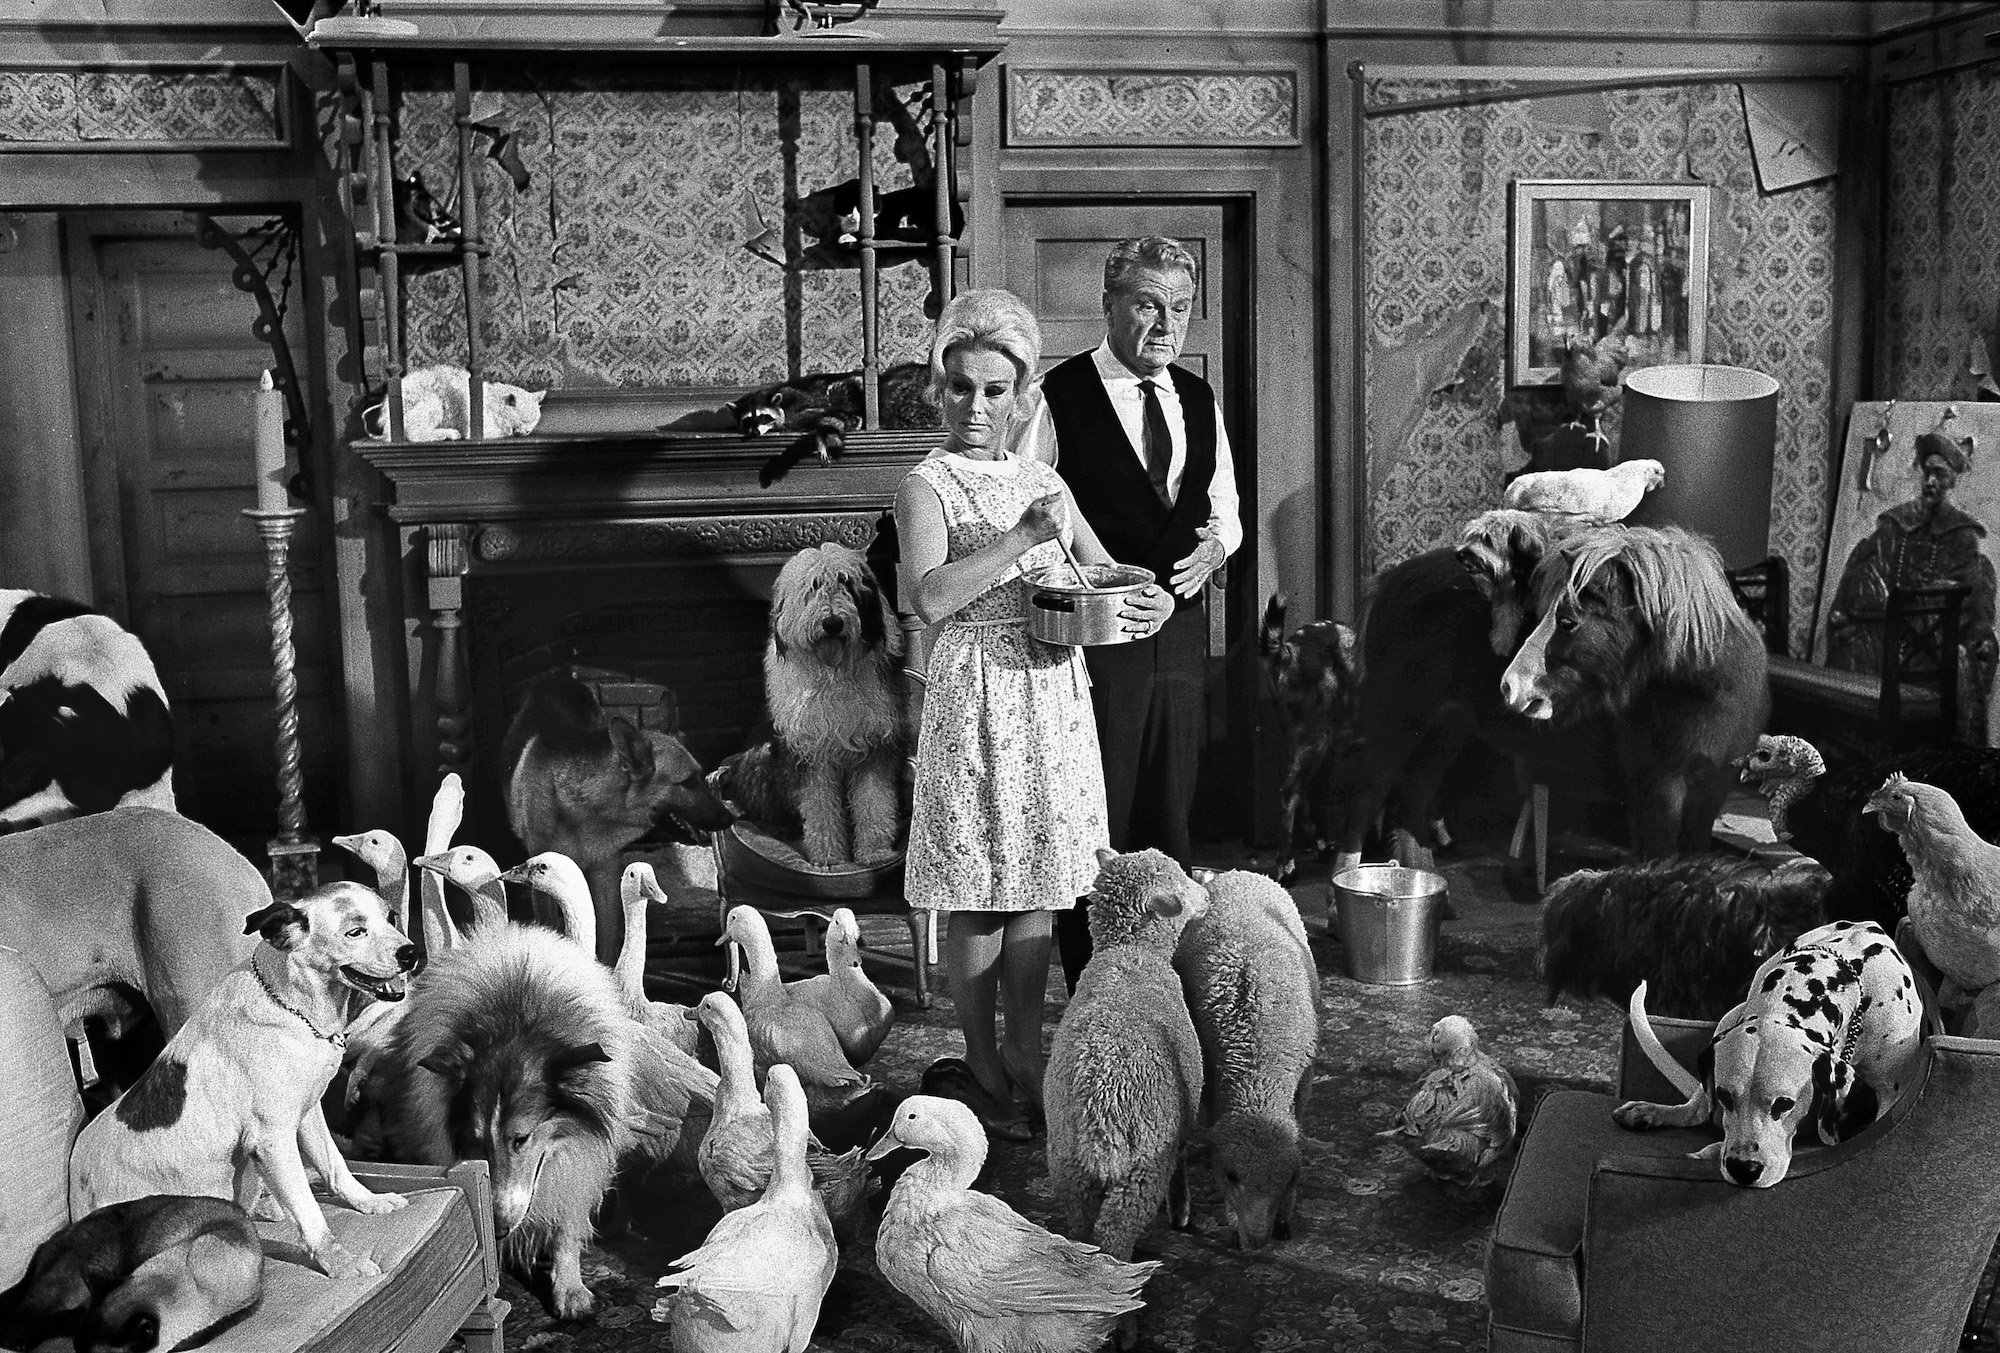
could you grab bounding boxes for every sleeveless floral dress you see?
[902,451,1109,912]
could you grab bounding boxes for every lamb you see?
[1500,457,1665,523]
[1045,847,1209,1351]
[1173,869,1321,1250]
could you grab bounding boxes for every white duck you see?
[791,907,894,1067]
[503,852,719,1165]
[691,991,873,1230]
[417,774,467,957]
[1380,1015,1521,1189]
[719,905,869,1112]
[655,1063,836,1353]
[1501,457,1665,523]
[619,862,701,1058]
[867,1095,1158,1353]
[413,844,510,932]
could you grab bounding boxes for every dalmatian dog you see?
[1615,919,1927,1187]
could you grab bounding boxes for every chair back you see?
[1880,581,1967,742]
[1724,556,1791,658]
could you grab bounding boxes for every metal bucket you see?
[1330,861,1448,986]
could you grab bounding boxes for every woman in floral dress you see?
[895,289,1173,1138]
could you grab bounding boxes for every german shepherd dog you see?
[1258,596,1361,884]
[0,1196,263,1353]
[503,670,734,966]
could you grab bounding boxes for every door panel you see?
[1002,198,1255,847]
[76,219,340,842]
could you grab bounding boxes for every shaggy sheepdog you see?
[0,590,174,831]
[1540,853,1830,1021]
[736,543,906,866]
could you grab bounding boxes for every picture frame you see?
[1508,180,1711,387]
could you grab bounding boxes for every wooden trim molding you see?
[1004,65,1300,147]
[474,513,878,565]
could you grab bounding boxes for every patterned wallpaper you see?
[1881,64,2000,399]
[1005,67,1298,147]
[0,67,282,144]
[1362,81,1837,655]
[397,66,936,390]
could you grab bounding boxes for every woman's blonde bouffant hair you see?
[926,288,1043,404]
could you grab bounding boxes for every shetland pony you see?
[1501,525,1770,857]
[1329,510,1616,873]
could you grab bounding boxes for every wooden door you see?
[1002,198,1258,846]
[67,214,341,844]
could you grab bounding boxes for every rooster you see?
[1379,1016,1520,1190]
[1501,458,1665,523]
[1863,774,2000,1007]
[1739,733,2000,930]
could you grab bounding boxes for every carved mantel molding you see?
[475,513,879,565]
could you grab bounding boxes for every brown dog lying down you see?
[0,1195,263,1353]
[70,882,418,1280]
[504,670,734,967]
[0,807,264,1042]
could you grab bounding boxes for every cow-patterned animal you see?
[1615,920,1927,1187]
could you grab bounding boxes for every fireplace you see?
[357,430,925,854]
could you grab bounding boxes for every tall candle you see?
[253,370,289,512]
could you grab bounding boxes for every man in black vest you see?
[1016,236,1243,989]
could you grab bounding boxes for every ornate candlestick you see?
[245,506,320,899]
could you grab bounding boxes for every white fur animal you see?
[1173,869,1320,1249]
[1046,848,1208,1351]
[1615,920,1926,1187]
[0,590,175,830]
[365,364,545,442]
[1501,458,1665,523]
[760,543,907,866]
[69,882,418,1280]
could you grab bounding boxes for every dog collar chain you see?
[251,954,346,1049]
[1840,1008,1863,1065]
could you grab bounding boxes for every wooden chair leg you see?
[906,909,934,1008]
[458,1296,509,1353]
[1532,783,1550,895]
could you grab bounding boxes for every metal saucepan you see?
[1025,563,1157,647]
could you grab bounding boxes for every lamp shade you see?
[1621,364,1780,569]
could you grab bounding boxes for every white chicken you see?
[1380,1015,1521,1189]
[1501,458,1665,523]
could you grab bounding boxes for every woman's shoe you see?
[921,1057,1033,1143]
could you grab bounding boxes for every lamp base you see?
[308,14,420,39]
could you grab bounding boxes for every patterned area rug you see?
[479,921,1622,1353]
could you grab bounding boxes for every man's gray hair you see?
[1103,235,1199,294]
[926,288,1044,401]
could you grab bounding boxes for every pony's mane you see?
[1540,525,1757,677]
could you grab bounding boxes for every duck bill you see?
[863,1129,904,1162]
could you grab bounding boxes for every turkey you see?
[1738,733,2000,930]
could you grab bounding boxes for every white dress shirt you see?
[1013,339,1243,558]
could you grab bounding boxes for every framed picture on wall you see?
[1508,180,1712,386]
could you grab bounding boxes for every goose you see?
[329,826,415,1126]
[867,1094,1158,1353]
[500,850,597,955]
[719,905,869,1114]
[413,844,510,931]
[417,773,466,956]
[618,862,701,1057]
[791,907,893,1066]
[654,1064,836,1353]
[331,828,410,929]
[691,991,873,1232]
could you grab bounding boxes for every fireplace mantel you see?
[359,430,927,824]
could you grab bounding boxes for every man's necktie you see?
[1138,379,1174,508]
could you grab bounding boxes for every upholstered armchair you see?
[1486,1011,2000,1352]
[0,945,508,1353]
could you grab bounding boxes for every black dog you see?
[0,1196,263,1353]
[502,670,734,966]
[1258,596,1362,884]
[1540,853,1830,1021]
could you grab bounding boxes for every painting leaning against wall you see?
[1508,179,1711,387]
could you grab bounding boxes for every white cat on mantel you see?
[364,363,546,441]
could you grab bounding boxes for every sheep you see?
[1045,847,1209,1350]
[1173,869,1321,1250]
